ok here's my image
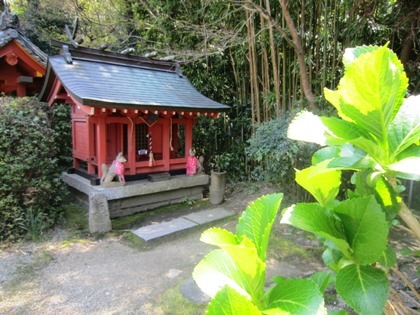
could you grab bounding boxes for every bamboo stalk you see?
[265,0,281,117]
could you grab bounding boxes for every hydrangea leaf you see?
[236,193,283,260]
[193,249,253,299]
[324,46,408,146]
[388,95,420,160]
[333,196,389,264]
[281,203,352,258]
[206,286,262,315]
[295,167,340,207]
[336,264,389,315]
[265,278,327,315]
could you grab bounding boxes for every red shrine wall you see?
[70,103,194,178]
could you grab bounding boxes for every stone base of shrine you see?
[62,172,210,233]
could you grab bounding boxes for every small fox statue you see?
[101,152,127,185]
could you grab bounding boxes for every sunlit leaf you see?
[265,278,327,315]
[206,286,262,315]
[388,95,420,159]
[295,167,340,207]
[193,249,252,299]
[200,227,238,247]
[387,156,420,181]
[287,111,329,146]
[281,203,351,258]
[236,193,283,260]
[324,46,408,146]
[343,45,381,67]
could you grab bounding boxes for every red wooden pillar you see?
[185,119,193,156]
[16,84,26,97]
[96,117,107,178]
[87,117,96,174]
[71,104,80,169]
[127,120,136,175]
[162,118,170,171]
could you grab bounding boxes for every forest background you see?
[6,0,420,193]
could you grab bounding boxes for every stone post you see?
[89,193,112,233]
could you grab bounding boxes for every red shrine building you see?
[0,9,47,96]
[0,8,230,225]
[39,43,229,183]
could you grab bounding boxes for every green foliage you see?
[193,193,332,314]
[0,97,69,241]
[180,196,196,206]
[194,45,418,315]
[50,104,72,169]
[194,193,284,305]
[210,153,232,173]
[193,112,250,180]
[246,112,318,197]
[284,45,419,314]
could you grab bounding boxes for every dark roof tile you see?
[46,54,229,112]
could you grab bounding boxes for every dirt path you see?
[0,183,283,314]
[1,230,214,314]
[1,183,418,314]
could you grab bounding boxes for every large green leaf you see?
[373,175,401,220]
[348,137,387,164]
[193,249,253,299]
[342,45,381,68]
[217,236,266,298]
[312,145,376,173]
[333,197,389,264]
[388,95,420,160]
[324,46,408,146]
[201,229,265,289]
[236,193,283,260]
[200,227,238,247]
[281,203,352,258]
[193,239,266,303]
[265,278,327,315]
[295,167,340,207]
[287,111,329,146]
[387,156,420,181]
[350,170,400,219]
[336,264,389,315]
[320,116,373,145]
[206,286,262,315]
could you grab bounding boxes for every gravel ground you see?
[1,183,418,314]
[1,230,213,315]
[0,183,281,315]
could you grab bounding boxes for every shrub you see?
[0,97,69,241]
[246,111,317,199]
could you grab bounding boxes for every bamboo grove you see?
[9,0,420,176]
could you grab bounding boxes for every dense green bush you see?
[193,112,251,181]
[0,97,70,241]
[246,111,318,199]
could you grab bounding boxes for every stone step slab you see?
[131,208,235,242]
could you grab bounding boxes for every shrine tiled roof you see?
[40,44,230,113]
[0,11,47,66]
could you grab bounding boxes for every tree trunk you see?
[279,0,317,111]
[265,0,281,117]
